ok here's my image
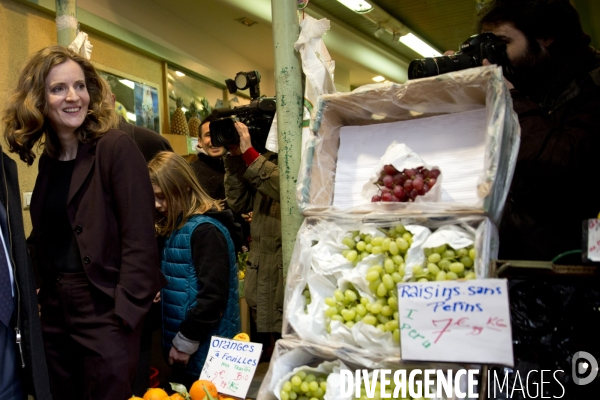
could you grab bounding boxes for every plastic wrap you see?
[282,212,498,355]
[258,338,481,400]
[297,65,520,224]
[485,270,600,399]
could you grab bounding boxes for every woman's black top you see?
[41,158,83,273]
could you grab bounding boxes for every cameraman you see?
[476,0,600,262]
[224,121,282,357]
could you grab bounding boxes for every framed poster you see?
[134,83,160,132]
[94,63,162,134]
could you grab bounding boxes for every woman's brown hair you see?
[2,45,118,165]
[148,151,224,237]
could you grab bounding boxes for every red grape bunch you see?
[371,164,440,202]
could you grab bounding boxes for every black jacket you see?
[190,153,226,201]
[118,118,173,163]
[0,149,52,400]
[499,47,600,261]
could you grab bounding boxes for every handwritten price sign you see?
[587,219,600,261]
[398,279,513,366]
[199,337,263,397]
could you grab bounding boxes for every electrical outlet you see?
[23,192,32,210]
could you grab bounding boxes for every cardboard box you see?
[282,212,498,353]
[297,65,520,224]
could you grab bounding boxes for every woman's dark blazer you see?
[29,129,163,330]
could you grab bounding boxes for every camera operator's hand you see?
[234,121,253,154]
[228,144,242,156]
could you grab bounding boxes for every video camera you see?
[210,71,276,154]
[408,33,509,80]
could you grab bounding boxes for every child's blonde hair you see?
[149,151,223,237]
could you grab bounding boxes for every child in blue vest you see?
[148,151,242,387]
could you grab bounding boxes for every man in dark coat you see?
[0,148,52,400]
[478,0,600,262]
[190,116,251,249]
[190,115,227,200]
[477,2,600,399]
[117,117,173,163]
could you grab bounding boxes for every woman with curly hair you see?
[2,45,164,399]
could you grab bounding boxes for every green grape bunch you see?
[279,370,328,400]
[414,243,477,282]
[323,285,363,333]
[332,225,415,344]
[341,225,413,267]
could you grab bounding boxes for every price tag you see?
[199,336,263,397]
[398,279,513,366]
[587,219,600,261]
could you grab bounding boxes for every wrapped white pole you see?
[56,0,77,47]
[271,0,304,276]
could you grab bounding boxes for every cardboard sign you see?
[398,279,514,366]
[199,337,263,397]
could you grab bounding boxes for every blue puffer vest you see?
[161,214,241,377]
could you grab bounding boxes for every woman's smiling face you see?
[45,59,90,136]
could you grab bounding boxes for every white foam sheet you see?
[332,109,487,209]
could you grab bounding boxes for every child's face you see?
[153,185,168,215]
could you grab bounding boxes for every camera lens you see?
[209,118,239,148]
[408,54,478,79]
[408,58,439,79]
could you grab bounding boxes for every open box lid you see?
[296,65,520,225]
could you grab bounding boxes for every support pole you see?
[271,1,304,276]
[56,0,77,47]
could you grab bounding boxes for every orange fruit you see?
[143,388,169,400]
[170,394,186,400]
[233,332,249,342]
[130,397,144,400]
[189,380,218,400]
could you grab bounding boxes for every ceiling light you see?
[372,75,385,82]
[399,33,442,57]
[336,0,373,14]
[236,17,258,27]
[126,112,136,122]
[175,71,185,77]
[118,79,134,89]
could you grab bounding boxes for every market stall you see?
[257,64,521,399]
